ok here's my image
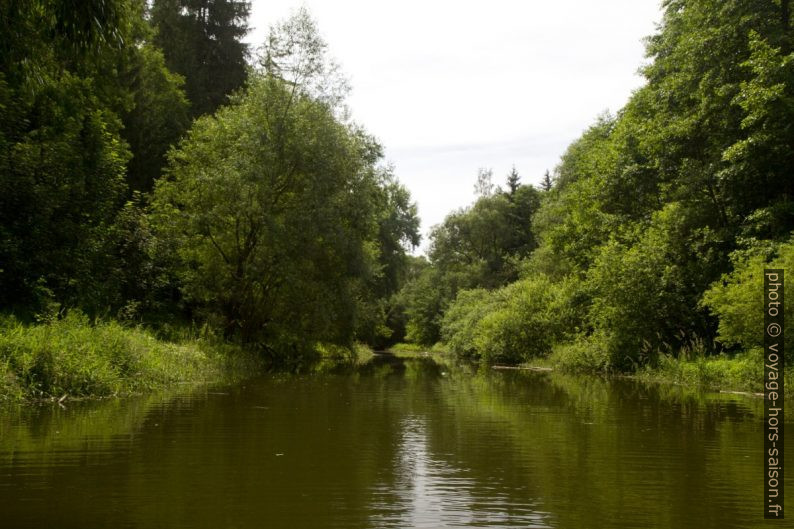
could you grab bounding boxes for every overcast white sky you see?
[244,1,663,250]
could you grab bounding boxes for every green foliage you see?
[150,64,417,353]
[477,276,582,364]
[353,173,421,348]
[630,0,792,234]
[442,275,587,365]
[0,312,261,400]
[400,176,541,346]
[723,30,794,239]
[3,0,794,389]
[148,10,418,355]
[0,4,418,378]
[430,188,540,288]
[441,289,499,359]
[639,348,765,393]
[259,7,350,110]
[100,193,183,322]
[402,265,450,346]
[584,203,719,368]
[409,0,794,376]
[388,342,428,354]
[549,334,613,374]
[554,113,616,191]
[151,0,250,118]
[0,70,130,311]
[702,235,794,355]
[532,174,621,273]
[120,44,191,192]
[0,0,192,316]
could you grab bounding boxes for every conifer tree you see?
[151,0,250,118]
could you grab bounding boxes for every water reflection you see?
[381,415,552,528]
[0,355,786,529]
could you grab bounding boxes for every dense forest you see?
[0,0,793,399]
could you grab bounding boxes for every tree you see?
[150,11,419,355]
[702,236,794,361]
[506,166,520,195]
[150,74,375,349]
[540,170,553,191]
[351,168,421,346]
[402,265,450,346]
[585,203,717,369]
[259,7,350,112]
[400,181,541,346]
[722,31,794,240]
[120,44,191,192]
[0,0,138,313]
[474,167,495,197]
[151,0,250,118]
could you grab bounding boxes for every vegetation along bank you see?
[1,0,793,400]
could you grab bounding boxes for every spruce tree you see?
[506,166,520,195]
[540,170,553,191]
[151,0,250,118]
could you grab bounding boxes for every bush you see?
[584,203,719,369]
[440,289,499,359]
[549,333,614,373]
[442,275,586,365]
[702,236,794,358]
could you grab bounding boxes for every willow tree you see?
[150,10,418,356]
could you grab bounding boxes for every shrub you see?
[550,333,614,374]
[442,274,587,365]
[440,289,499,359]
[702,236,794,358]
[584,203,719,369]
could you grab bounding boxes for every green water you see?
[0,355,788,528]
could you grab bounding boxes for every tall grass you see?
[636,349,768,393]
[0,312,262,401]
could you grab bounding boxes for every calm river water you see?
[0,354,788,528]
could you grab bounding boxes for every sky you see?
[244,1,663,251]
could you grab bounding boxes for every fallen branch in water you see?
[492,365,553,372]
[719,390,764,398]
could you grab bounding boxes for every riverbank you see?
[548,345,792,397]
[0,313,382,403]
[0,313,266,402]
[630,350,788,397]
[3,311,783,404]
[390,342,792,398]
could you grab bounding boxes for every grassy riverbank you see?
[547,346,790,397]
[0,313,264,402]
[0,312,384,403]
[632,351,791,396]
[545,339,791,396]
[391,340,789,397]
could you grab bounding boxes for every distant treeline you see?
[397,0,794,373]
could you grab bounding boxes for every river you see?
[0,354,786,528]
